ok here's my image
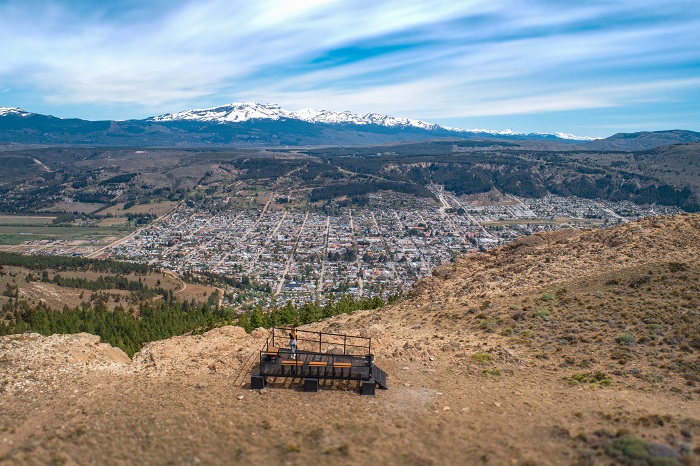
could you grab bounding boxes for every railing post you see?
[271,326,275,348]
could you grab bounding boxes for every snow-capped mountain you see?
[149,102,595,140]
[149,102,287,123]
[1,102,597,141]
[0,107,33,117]
[448,127,598,142]
[551,132,597,141]
[149,102,438,131]
[291,108,437,130]
[10,102,694,149]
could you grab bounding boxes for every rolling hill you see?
[2,213,699,465]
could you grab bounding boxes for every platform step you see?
[371,365,388,389]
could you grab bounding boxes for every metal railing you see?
[257,327,375,381]
[267,326,371,356]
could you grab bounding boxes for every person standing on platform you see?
[289,328,298,358]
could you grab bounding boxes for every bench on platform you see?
[280,359,303,374]
[308,360,328,375]
[332,362,352,376]
[264,346,280,362]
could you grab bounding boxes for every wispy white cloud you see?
[246,77,700,123]
[0,0,699,133]
[1,1,494,107]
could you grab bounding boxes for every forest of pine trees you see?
[0,251,153,274]
[236,295,386,333]
[0,292,385,356]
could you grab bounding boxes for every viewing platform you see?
[251,327,388,395]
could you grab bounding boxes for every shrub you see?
[478,318,499,332]
[471,352,493,365]
[541,293,555,301]
[483,368,501,377]
[668,262,687,273]
[616,333,636,345]
[629,276,651,288]
[533,308,551,319]
[605,435,678,466]
[568,371,613,386]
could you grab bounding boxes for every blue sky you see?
[1,0,699,137]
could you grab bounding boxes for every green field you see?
[0,215,56,226]
[46,202,107,214]
[0,225,131,245]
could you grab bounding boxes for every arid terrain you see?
[2,214,700,465]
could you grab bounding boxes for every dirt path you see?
[164,270,187,294]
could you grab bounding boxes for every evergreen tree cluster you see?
[309,180,436,203]
[0,251,152,275]
[237,295,384,333]
[1,296,233,357]
[49,273,166,299]
[0,293,385,357]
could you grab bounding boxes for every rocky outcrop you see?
[130,326,266,376]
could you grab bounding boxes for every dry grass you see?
[99,200,178,217]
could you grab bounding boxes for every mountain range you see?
[2,102,700,150]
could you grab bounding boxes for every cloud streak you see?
[0,0,699,134]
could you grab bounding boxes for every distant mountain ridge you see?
[584,129,700,151]
[149,102,439,131]
[148,101,594,140]
[1,103,698,150]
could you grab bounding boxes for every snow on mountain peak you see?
[457,127,522,136]
[150,102,288,123]
[554,131,597,141]
[150,102,437,130]
[290,108,366,125]
[452,127,597,141]
[147,102,596,141]
[0,107,32,117]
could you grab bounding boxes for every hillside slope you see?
[2,215,700,465]
[584,130,700,151]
